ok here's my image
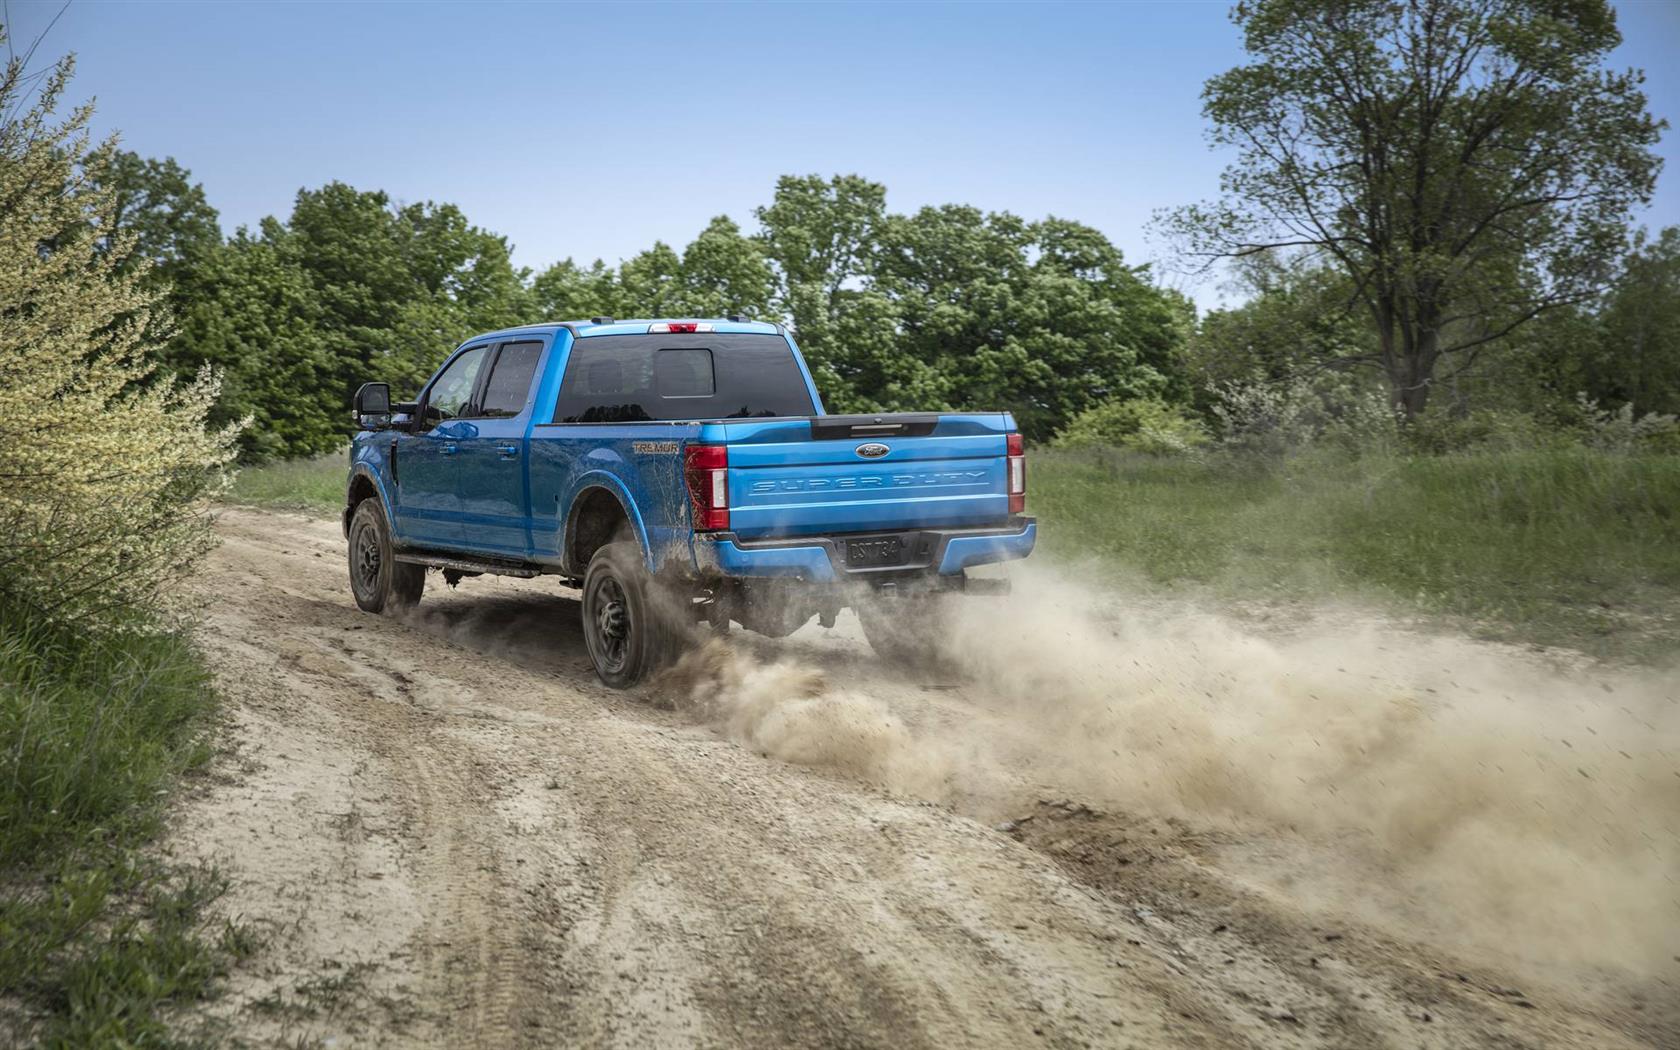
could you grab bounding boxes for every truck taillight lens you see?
[684,443,729,531]
[1006,432,1026,514]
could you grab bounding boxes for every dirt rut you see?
[170,508,1673,1048]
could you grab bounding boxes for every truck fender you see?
[558,470,654,574]
[343,462,396,538]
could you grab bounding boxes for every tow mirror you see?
[354,382,391,427]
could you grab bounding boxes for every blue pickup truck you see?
[345,317,1035,686]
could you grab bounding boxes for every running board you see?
[393,552,543,578]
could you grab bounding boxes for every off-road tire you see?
[857,593,951,667]
[581,541,683,688]
[348,499,425,613]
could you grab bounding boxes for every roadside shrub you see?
[1575,395,1680,453]
[0,54,239,628]
[1402,409,1561,455]
[0,594,232,1046]
[1209,378,1398,456]
[1053,397,1208,454]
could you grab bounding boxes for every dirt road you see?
[172,508,1676,1048]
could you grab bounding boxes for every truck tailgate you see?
[709,414,1013,539]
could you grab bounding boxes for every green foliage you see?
[97,151,222,274]
[1167,0,1665,417]
[753,175,930,411]
[0,597,238,1046]
[874,208,1189,440]
[228,449,349,511]
[1593,227,1680,416]
[1206,377,1398,457]
[529,215,776,323]
[1053,398,1208,454]
[0,44,241,1042]
[106,171,533,462]
[1033,447,1680,663]
[1189,251,1368,394]
[1401,409,1561,455]
[0,51,238,628]
[749,175,1193,439]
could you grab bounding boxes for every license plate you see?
[846,537,904,568]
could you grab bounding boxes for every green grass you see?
[226,450,347,512]
[0,601,248,1047]
[1033,447,1680,661]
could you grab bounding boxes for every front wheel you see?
[581,542,683,688]
[347,500,425,613]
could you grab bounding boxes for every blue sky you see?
[10,0,1680,304]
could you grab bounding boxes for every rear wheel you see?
[857,591,950,667]
[581,542,683,688]
[347,500,425,613]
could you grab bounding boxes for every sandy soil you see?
[168,507,1676,1048]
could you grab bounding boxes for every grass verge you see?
[226,450,346,513]
[0,601,250,1046]
[1034,447,1680,661]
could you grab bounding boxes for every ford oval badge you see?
[856,442,891,459]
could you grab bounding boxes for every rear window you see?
[478,340,543,418]
[553,334,815,424]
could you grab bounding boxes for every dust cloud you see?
[655,639,952,798]
[662,565,1680,975]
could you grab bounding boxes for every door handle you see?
[496,443,519,459]
[439,443,458,456]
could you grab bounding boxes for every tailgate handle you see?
[810,414,939,440]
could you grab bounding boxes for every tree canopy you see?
[1166,0,1665,416]
[104,162,1193,458]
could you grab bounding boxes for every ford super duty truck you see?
[345,317,1035,687]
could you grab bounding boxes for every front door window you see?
[424,345,488,424]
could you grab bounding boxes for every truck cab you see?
[345,318,1035,686]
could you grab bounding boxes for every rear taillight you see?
[1007,432,1026,514]
[684,443,729,531]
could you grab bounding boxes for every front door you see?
[392,343,490,548]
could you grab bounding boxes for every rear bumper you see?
[691,519,1036,583]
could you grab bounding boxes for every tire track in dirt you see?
[167,507,1669,1048]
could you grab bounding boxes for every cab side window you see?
[424,345,488,423]
[478,341,543,418]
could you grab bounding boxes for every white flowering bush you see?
[1211,378,1401,456]
[1208,379,1324,455]
[0,54,239,627]
[1576,394,1680,453]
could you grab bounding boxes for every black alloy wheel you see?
[581,541,681,688]
[347,499,425,613]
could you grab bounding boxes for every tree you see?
[1190,251,1372,404]
[0,49,237,625]
[875,207,1188,440]
[674,216,776,318]
[167,183,530,460]
[529,258,622,320]
[1165,0,1664,417]
[99,150,221,274]
[529,216,775,325]
[755,174,903,408]
[1594,226,1680,416]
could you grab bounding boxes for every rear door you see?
[454,338,547,556]
[393,343,490,547]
